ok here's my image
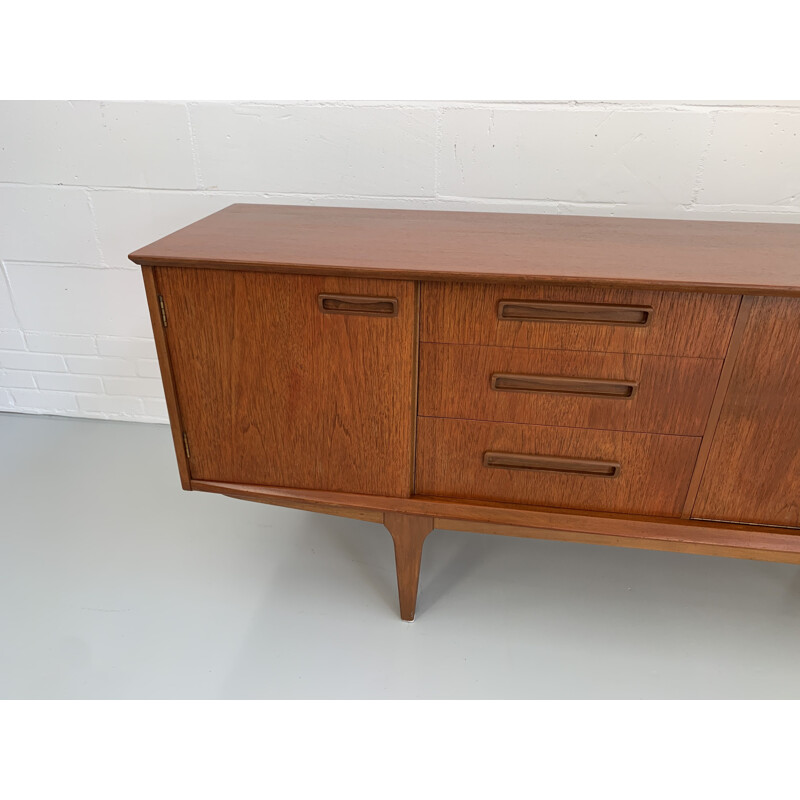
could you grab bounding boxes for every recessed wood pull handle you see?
[483,451,621,478]
[497,300,652,326]
[491,373,638,399]
[318,294,398,317]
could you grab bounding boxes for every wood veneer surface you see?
[141,266,191,490]
[421,282,740,357]
[419,343,723,436]
[156,267,416,497]
[129,204,800,295]
[415,417,701,517]
[693,296,800,527]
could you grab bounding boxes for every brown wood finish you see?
[383,512,434,621]
[156,267,416,497]
[191,480,800,562]
[419,343,722,435]
[693,297,800,527]
[141,266,191,490]
[132,204,800,620]
[129,204,800,296]
[433,519,800,565]
[483,451,621,477]
[415,417,701,517]
[409,283,422,494]
[497,299,652,325]
[317,293,399,317]
[421,282,739,357]
[490,373,638,398]
[681,296,753,517]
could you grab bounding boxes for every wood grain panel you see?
[421,282,739,357]
[141,266,192,490]
[419,343,722,435]
[415,417,700,517]
[680,296,752,517]
[129,204,800,297]
[693,296,800,527]
[156,268,416,497]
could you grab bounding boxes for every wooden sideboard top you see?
[129,203,800,295]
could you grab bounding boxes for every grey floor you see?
[2,413,800,699]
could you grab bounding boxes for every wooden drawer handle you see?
[490,372,638,399]
[483,451,621,478]
[497,300,652,326]
[318,294,398,317]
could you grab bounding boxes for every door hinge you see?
[182,432,191,460]
[158,294,168,327]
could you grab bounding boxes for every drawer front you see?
[421,282,739,357]
[419,343,723,436]
[415,417,701,517]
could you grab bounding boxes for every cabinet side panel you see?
[693,296,800,527]
[142,266,192,489]
[157,268,416,498]
[155,266,235,484]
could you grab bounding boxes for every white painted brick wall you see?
[0,102,197,189]
[189,104,438,195]
[6,263,151,336]
[440,107,713,204]
[0,185,102,263]
[0,100,798,424]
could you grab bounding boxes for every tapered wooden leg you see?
[384,512,434,621]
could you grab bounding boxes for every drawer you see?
[421,282,740,358]
[415,417,701,517]
[419,343,723,436]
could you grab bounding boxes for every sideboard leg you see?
[383,512,434,621]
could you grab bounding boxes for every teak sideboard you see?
[130,204,800,620]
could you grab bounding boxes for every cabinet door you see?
[693,297,800,527]
[156,268,417,497]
